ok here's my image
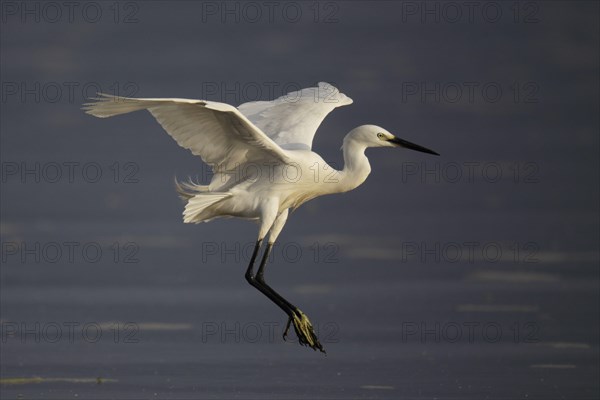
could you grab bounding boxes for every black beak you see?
[389,137,440,156]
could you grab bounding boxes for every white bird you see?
[83,82,439,353]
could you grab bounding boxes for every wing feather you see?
[83,94,290,173]
[238,82,353,150]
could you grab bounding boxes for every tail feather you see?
[183,192,231,224]
[174,178,210,201]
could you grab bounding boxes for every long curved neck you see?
[338,138,371,192]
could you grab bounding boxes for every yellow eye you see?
[377,133,385,139]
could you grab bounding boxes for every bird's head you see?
[347,125,439,155]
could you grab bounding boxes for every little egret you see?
[83,82,439,353]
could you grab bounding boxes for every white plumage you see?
[83,82,438,353]
[238,82,353,150]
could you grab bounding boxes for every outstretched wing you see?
[83,95,290,173]
[238,82,353,151]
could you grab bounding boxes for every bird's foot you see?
[285,309,325,353]
[283,316,293,341]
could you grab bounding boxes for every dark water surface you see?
[1,1,598,398]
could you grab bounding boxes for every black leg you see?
[256,242,296,310]
[245,240,294,318]
[255,243,298,339]
[254,242,325,353]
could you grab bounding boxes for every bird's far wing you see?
[237,82,353,151]
[83,94,291,172]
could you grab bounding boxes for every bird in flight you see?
[83,82,439,353]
